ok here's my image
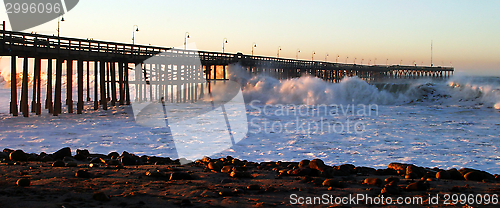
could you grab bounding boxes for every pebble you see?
[447,168,465,180]
[384,176,400,183]
[436,170,451,179]
[309,159,327,171]
[52,160,66,167]
[322,179,345,188]
[16,178,31,187]
[298,160,310,168]
[9,150,28,161]
[363,178,383,186]
[53,147,72,160]
[464,171,484,181]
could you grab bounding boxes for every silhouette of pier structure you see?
[0,27,454,117]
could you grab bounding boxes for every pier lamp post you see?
[251,42,257,56]
[336,55,339,63]
[222,38,228,53]
[277,46,281,58]
[345,56,348,63]
[132,25,139,45]
[57,14,64,37]
[386,59,389,65]
[354,58,357,64]
[311,51,315,61]
[325,53,329,62]
[369,59,371,65]
[361,59,364,65]
[296,49,300,59]
[400,59,402,65]
[374,58,377,65]
[184,32,190,50]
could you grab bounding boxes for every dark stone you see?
[406,165,425,178]
[169,172,192,180]
[3,148,14,154]
[53,147,72,160]
[436,170,451,179]
[52,160,66,167]
[322,179,345,188]
[75,170,92,178]
[120,155,136,166]
[221,165,233,173]
[287,168,311,176]
[388,163,410,171]
[73,154,87,161]
[76,149,89,157]
[336,164,355,174]
[447,168,465,180]
[9,150,28,161]
[364,178,383,186]
[406,181,429,191]
[16,178,31,187]
[208,161,222,171]
[41,155,54,162]
[385,177,400,183]
[464,171,484,181]
[106,159,120,166]
[107,152,119,159]
[92,192,110,201]
[309,159,327,171]
[0,152,8,159]
[298,160,310,168]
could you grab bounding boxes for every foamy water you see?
[0,62,499,173]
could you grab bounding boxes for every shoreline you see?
[1,147,499,207]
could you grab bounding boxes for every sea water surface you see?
[0,63,499,173]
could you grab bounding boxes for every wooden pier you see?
[0,26,454,117]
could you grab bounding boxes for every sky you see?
[0,0,499,75]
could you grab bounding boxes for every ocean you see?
[0,62,499,173]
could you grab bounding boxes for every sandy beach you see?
[1,148,499,208]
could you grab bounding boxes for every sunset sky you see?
[1,0,499,75]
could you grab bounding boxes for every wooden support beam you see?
[46,58,53,113]
[125,62,130,105]
[118,62,124,105]
[77,59,84,114]
[10,56,18,116]
[35,57,41,115]
[66,59,73,113]
[54,59,63,116]
[94,61,99,110]
[31,58,37,113]
[86,60,91,101]
[21,57,29,117]
[110,62,117,106]
[100,61,107,110]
